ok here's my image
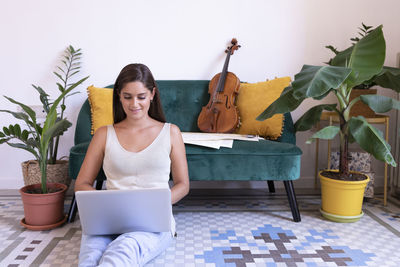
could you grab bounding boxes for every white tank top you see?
[103,123,175,234]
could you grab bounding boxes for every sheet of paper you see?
[182,132,261,142]
[182,132,258,149]
[184,140,234,149]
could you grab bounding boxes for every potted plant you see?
[0,45,89,230]
[257,25,400,222]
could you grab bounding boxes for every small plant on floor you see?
[0,45,89,193]
[257,25,400,181]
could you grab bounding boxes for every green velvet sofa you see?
[67,80,302,222]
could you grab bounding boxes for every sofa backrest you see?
[74,80,296,145]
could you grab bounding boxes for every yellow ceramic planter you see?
[319,170,370,223]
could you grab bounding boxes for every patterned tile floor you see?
[0,194,400,266]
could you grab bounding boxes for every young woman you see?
[75,63,189,266]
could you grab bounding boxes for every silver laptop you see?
[75,188,172,235]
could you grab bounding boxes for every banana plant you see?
[0,46,89,193]
[257,25,400,180]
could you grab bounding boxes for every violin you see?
[197,38,241,133]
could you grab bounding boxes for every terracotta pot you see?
[21,160,71,187]
[19,183,67,229]
[349,88,377,117]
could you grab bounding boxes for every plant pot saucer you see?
[20,214,67,231]
[320,209,363,223]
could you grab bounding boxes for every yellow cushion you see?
[87,85,113,134]
[235,77,291,139]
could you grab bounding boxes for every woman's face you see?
[119,81,155,120]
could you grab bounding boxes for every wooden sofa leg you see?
[283,180,301,222]
[67,194,78,223]
[267,181,275,193]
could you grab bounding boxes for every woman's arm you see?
[170,124,190,204]
[74,126,107,192]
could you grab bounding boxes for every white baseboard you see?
[0,178,24,189]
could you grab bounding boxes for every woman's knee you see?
[98,232,172,266]
[79,234,115,266]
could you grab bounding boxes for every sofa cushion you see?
[87,85,114,134]
[185,139,301,156]
[187,153,301,181]
[235,77,291,139]
[185,139,301,180]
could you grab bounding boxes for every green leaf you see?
[306,126,340,144]
[348,116,396,166]
[257,86,304,120]
[373,66,400,92]
[348,26,385,85]
[32,84,49,97]
[3,96,37,126]
[14,124,21,137]
[69,70,80,77]
[53,72,65,83]
[66,91,80,98]
[32,85,50,113]
[360,95,400,113]
[0,110,34,127]
[291,65,352,99]
[21,130,29,141]
[65,76,89,92]
[57,66,66,74]
[0,132,5,138]
[331,26,385,88]
[0,137,11,144]
[330,45,353,67]
[42,119,72,149]
[2,127,9,136]
[56,82,65,92]
[8,125,14,135]
[7,142,40,160]
[26,137,38,147]
[294,104,337,132]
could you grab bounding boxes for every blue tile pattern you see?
[196,224,376,266]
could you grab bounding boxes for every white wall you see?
[1,0,399,189]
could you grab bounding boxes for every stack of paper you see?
[182,132,262,149]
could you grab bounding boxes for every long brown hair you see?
[113,63,166,123]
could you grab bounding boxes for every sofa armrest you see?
[68,142,107,181]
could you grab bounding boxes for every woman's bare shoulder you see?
[169,123,182,135]
[169,123,183,143]
[91,125,108,143]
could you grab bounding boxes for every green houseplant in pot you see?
[257,25,400,222]
[0,45,89,230]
